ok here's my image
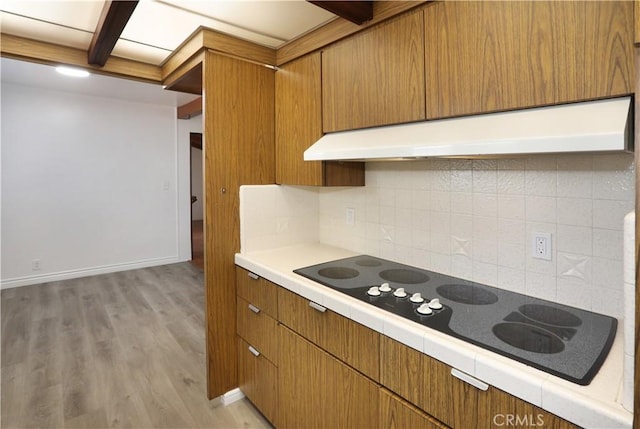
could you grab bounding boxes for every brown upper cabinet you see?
[275,52,364,186]
[424,1,634,119]
[322,8,426,132]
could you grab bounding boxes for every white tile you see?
[430,191,451,212]
[432,160,451,191]
[451,235,472,257]
[557,155,593,198]
[429,252,451,274]
[557,252,592,282]
[593,229,623,260]
[592,154,635,201]
[525,272,557,301]
[556,277,592,311]
[411,249,431,270]
[557,225,592,256]
[472,168,497,193]
[423,332,477,375]
[498,219,525,245]
[411,190,430,211]
[451,254,473,280]
[395,208,412,229]
[475,350,545,406]
[473,193,498,217]
[623,352,634,412]
[349,301,385,333]
[430,211,451,236]
[412,229,429,250]
[498,241,525,269]
[451,192,473,214]
[383,314,426,352]
[497,169,525,195]
[497,267,525,293]
[396,189,412,209]
[451,214,473,238]
[592,257,623,290]
[396,227,412,247]
[431,233,451,254]
[411,209,430,232]
[497,195,525,220]
[497,158,525,171]
[541,378,631,429]
[472,261,498,286]
[450,166,473,192]
[525,196,557,223]
[591,285,623,318]
[473,216,498,242]
[623,282,635,355]
[557,198,592,227]
[474,239,497,264]
[525,157,557,197]
[594,199,634,231]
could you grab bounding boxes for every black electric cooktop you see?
[294,255,617,385]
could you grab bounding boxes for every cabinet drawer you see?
[236,266,278,319]
[380,388,448,429]
[381,336,579,428]
[278,287,379,382]
[237,296,278,363]
[238,337,278,426]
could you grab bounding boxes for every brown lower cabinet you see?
[278,325,380,429]
[236,266,579,428]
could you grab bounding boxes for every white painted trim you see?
[0,256,180,289]
[221,387,245,406]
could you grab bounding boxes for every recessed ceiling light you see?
[56,66,90,78]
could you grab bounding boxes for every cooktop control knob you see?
[367,286,381,296]
[428,298,443,310]
[417,303,433,315]
[393,287,407,298]
[379,282,392,293]
[409,292,424,303]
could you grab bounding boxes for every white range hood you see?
[304,97,633,161]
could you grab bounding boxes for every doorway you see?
[190,132,204,270]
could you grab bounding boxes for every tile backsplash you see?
[319,154,634,318]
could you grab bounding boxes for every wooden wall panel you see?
[203,51,275,398]
[425,1,634,119]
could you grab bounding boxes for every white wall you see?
[318,154,635,318]
[191,145,203,221]
[1,82,190,287]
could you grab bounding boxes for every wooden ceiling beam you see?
[88,0,139,66]
[178,97,203,120]
[308,1,373,25]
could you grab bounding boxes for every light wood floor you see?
[1,263,272,429]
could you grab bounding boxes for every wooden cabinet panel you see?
[381,336,579,429]
[380,389,448,429]
[236,296,278,363]
[235,267,278,319]
[275,53,364,186]
[237,338,278,426]
[322,8,425,132]
[425,1,634,119]
[278,287,379,381]
[203,51,275,398]
[278,325,379,429]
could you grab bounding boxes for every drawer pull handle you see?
[451,368,488,391]
[309,301,327,313]
[247,272,259,280]
[248,345,260,357]
[248,303,261,314]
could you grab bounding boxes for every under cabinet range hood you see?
[304,97,633,161]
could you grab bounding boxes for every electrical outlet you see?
[345,208,355,226]
[32,259,41,271]
[532,232,552,261]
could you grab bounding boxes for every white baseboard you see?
[221,388,245,406]
[0,256,181,289]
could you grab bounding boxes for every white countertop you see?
[235,243,633,429]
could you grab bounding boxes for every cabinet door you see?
[322,8,425,132]
[238,338,278,426]
[380,389,448,429]
[278,326,379,429]
[278,287,380,381]
[275,53,364,186]
[425,1,634,119]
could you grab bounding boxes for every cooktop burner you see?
[294,255,617,385]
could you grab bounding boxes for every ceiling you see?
[0,0,337,66]
[1,57,199,107]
